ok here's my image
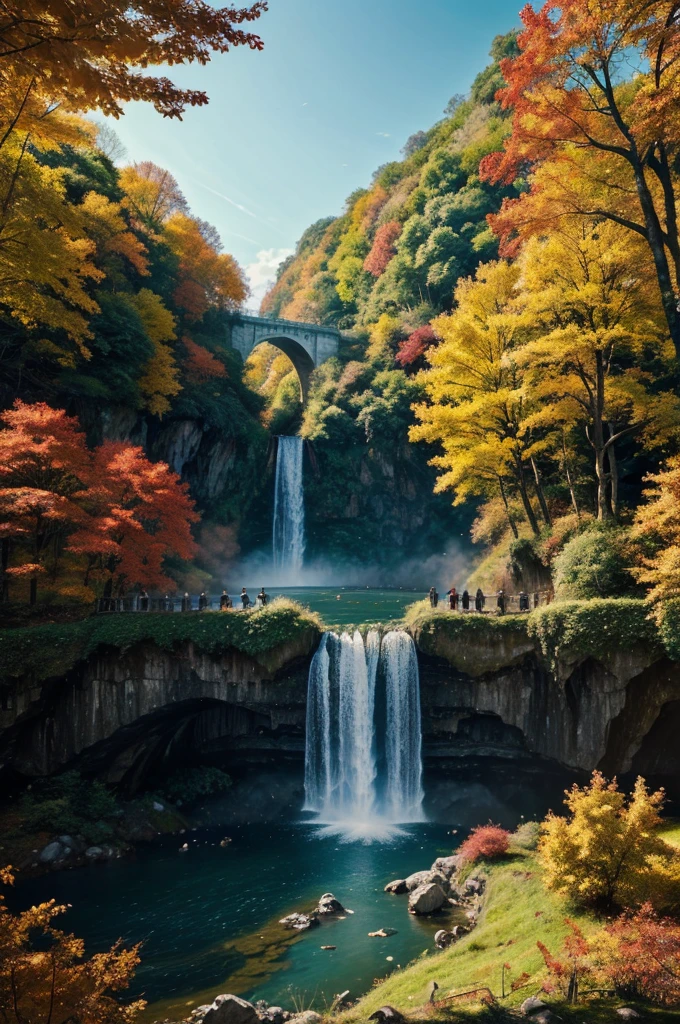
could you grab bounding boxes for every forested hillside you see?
[258,5,680,629]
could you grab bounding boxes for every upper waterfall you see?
[304,628,423,838]
[272,436,305,577]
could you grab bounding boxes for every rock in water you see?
[384,879,407,894]
[287,1013,321,1024]
[203,995,259,1024]
[317,892,345,914]
[431,855,462,878]
[434,929,455,948]
[408,882,447,915]
[279,912,318,931]
[405,870,449,893]
[368,928,398,937]
[39,841,64,864]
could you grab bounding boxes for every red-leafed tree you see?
[479,0,680,355]
[363,221,402,278]
[594,903,680,1005]
[396,324,437,368]
[458,824,511,863]
[183,337,228,382]
[538,919,592,1002]
[70,444,199,596]
[0,403,91,604]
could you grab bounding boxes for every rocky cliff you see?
[1,603,678,800]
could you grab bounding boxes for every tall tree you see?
[481,0,680,355]
[411,261,543,535]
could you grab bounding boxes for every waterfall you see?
[304,629,423,830]
[272,436,305,576]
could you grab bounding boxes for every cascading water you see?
[272,436,305,576]
[304,629,423,837]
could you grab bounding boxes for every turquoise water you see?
[246,587,423,625]
[16,823,457,1019]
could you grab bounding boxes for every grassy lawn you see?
[341,848,595,1022]
[660,819,680,850]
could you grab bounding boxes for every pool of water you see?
[15,823,458,1019]
[244,587,424,625]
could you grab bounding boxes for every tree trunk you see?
[1,536,8,602]
[498,476,519,539]
[631,154,680,357]
[530,456,552,527]
[562,433,580,518]
[607,423,619,518]
[516,458,540,536]
[592,352,612,521]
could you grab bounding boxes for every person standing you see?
[475,588,485,612]
[241,588,250,609]
[139,589,149,612]
[462,589,470,611]
[257,587,269,607]
[220,590,232,610]
[497,589,505,615]
[519,591,529,612]
[448,587,458,611]
[428,586,436,607]
[198,592,208,611]
[181,592,191,612]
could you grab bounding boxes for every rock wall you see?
[2,625,679,795]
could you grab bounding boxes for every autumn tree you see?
[589,903,680,1006]
[411,261,545,536]
[0,403,91,604]
[481,0,680,354]
[132,289,182,417]
[539,771,680,912]
[364,221,402,278]
[120,162,189,229]
[515,220,678,519]
[395,324,437,368]
[631,457,680,605]
[164,213,248,319]
[0,865,145,1023]
[0,0,266,129]
[70,443,199,596]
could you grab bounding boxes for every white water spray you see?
[304,629,423,836]
[272,436,305,576]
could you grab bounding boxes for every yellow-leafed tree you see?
[132,289,182,417]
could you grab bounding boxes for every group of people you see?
[136,588,270,612]
[428,586,541,615]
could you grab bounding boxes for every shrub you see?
[512,820,541,851]
[539,771,680,913]
[458,823,510,863]
[552,525,638,600]
[161,765,232,805]
[20,771,119,844]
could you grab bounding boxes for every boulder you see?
[85,846,104,860]
[405,870,449,893]
[384,879,407,894]
[368,928,397,938]
[317,892,344,914]
[279,913,318,931]
[408,882,447,915]
[465,877,483,894]
[287,1013,321,1024]
[39,841,64,864]
[434,929,455,949]
[616,1011,641,1021]
[203,995,259,1024]
[521,997,547,1016]
[368,1008,406,1023]
[431,855,462,878]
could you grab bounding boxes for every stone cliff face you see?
[1,625,678,796]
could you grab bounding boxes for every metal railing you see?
[228,307,341,332]
[434,589,553,613]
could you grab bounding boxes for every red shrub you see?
[363,221,401,277]
[458,824,510,863]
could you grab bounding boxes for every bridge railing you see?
[228,308,341,333]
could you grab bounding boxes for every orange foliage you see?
[164,214,248,320]
[458,824,511,863]
[363,221,402,278]
[183,337,228,381]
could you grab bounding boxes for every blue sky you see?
[111,0,523,305]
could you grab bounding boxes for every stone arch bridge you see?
[225,310,341,400]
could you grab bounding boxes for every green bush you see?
[512,821,541,851]
[655,598,680,662]
[161,766,232,805]
[20,771,119,844]
[552,526,639,600]
[528,598,659,667]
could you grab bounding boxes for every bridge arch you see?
[250,335,316,401]
[225,311,340,403]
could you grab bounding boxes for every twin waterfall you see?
[273,436,305,576]
[304,630,424,830]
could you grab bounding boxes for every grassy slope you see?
[341,848,593,1021]
[0,597,322,684]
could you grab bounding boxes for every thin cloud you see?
[376,132,391,138]
[197,182,258,219]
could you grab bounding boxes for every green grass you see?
[527,598,660,667]
[340,848,595,1022]
[0,597,322,684]
[660,819,680,850]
